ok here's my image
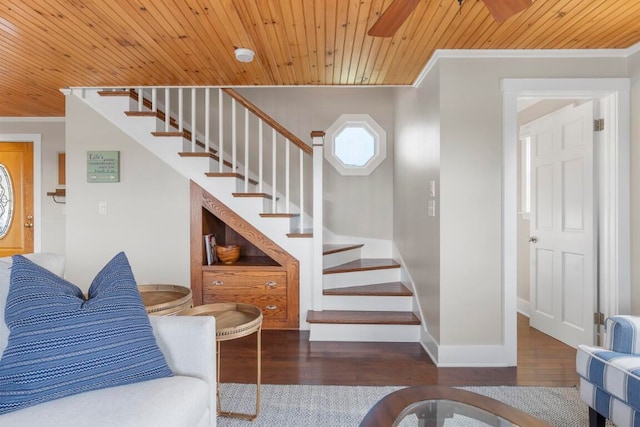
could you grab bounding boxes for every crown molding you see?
[413,41,640,88]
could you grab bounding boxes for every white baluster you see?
[272,129,277,212]
[205,88,210,153]
[300,149,304,230]
[285,139,290,212]
[191,88,196,152]
[137,87,143,111]
[232,99,237,171]
[218,89,224,172]
[258,119,263,193]
[164,88,170,132]
[178,88,184,132]
[244,108,250,192]
[151,88,157,112]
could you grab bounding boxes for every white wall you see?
[393,65,441,344]
[64,95,190,290]
[236,87,395,240]
[0,119,66,255]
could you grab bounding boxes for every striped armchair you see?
[576,316,640,427]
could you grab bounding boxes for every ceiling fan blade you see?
[481,0,532,23]
[368,0,421,37]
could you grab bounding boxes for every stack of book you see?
[203,234,217,265]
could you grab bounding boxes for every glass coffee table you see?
[360,386,550,427]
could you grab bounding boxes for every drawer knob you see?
[265,305,278,310]
[265,281,277,289]
[212,280,224,286]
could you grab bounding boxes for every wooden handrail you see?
[222,88,312,155]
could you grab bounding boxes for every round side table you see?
[137,284,193,315]
[181,302,263,421]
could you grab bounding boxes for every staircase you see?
[308,243,420,342]
[70,86,421,342]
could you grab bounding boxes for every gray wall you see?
[0,120,66,255]
[237,87,395,240]
[64,95,190,290]
[393,65,441,343]
[393,56,630,348]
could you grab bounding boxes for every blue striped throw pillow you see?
[0,252,173,415]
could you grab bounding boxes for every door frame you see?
[502,78,630,365]
[0,134,42,252]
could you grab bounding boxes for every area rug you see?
[217,383,602,426]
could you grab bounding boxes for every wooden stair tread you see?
[180,153,233,170]
[306,310,420,325]
[152,131,186,137]
[287,229,313,238]
[323,282,412,296]
[232,192,273,200]
[98,90,132,96]
[125,111,158,117]
[205,172,258,186]
[260,213,300,218]
[323,258,400,275]
[322,243,364,255]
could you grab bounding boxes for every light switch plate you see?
[428,199,436,217]
[429,180,436,197]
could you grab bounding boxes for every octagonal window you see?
[325,114,386,176]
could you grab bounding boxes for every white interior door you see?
[527,101,596,348]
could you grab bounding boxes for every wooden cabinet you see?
[190,182,299,329]
[202,267,288,323]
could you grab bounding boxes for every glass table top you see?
[395,399,518,426]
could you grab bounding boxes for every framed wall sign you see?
[87,151,120,183]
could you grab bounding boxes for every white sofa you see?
[0,253,216,427]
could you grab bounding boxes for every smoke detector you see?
[234,48,255,63]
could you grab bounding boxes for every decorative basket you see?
[216,244,241,264]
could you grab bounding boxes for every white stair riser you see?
[309,324,420,342]
[323,268,401,289]
[323,248,362,269]
[322,295,412,311]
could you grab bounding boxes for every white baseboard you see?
[419,326,439,365]
[517,297,530,317]
[420,327,516,367]
[437,345,514,367]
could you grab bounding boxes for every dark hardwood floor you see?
[219,314,579,387]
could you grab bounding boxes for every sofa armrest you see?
[604,316,640,354]
[149,315,216,426]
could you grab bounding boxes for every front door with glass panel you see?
[0,142,34,257]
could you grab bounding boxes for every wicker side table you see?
[138,284,193,315]
[180,302,263,421]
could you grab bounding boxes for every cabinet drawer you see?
[202,270,286,294]
[202,294,287,320]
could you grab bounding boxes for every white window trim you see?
[324,114,387,176]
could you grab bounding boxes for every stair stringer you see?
[72,88,315,330]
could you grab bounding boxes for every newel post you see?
[311,131,325,311]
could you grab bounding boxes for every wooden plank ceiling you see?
[1,0,640,117]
